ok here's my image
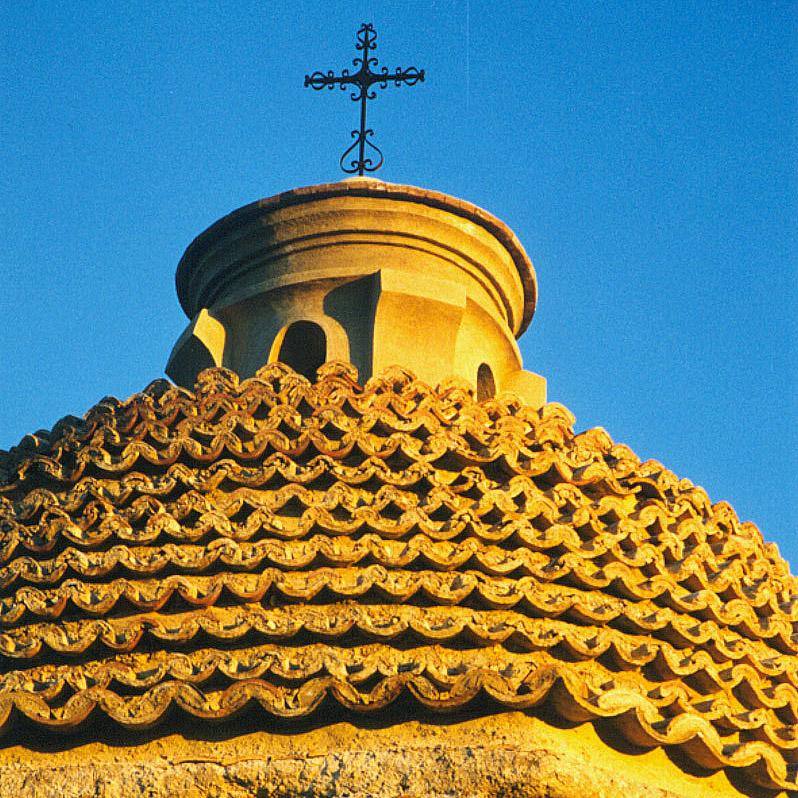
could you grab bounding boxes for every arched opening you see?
[275,321,327,380]
[476,363,496,402]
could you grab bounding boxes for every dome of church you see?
[0,180,795,798]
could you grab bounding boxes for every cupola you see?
[167,177,546,406]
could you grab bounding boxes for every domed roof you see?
[0,363,795,794]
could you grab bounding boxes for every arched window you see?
[476,363,495,402]
[275,321,327,380]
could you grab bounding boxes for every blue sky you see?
[1,2,796,562]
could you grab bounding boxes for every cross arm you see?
[304,70,360,90]
[362,66,425,89]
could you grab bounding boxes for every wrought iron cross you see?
[304,23,425,175]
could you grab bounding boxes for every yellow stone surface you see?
[0,711,756,797]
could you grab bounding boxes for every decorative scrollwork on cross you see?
[304,23,425,175]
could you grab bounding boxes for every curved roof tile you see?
[1,362,795,793]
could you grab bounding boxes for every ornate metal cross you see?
[304,23,425,176]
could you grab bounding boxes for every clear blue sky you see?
[1,2,796,562]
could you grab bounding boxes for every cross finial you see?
[304,23,425,176]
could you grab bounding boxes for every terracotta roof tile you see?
[1,361,796,792]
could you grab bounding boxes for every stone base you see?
[0,711,766,798]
